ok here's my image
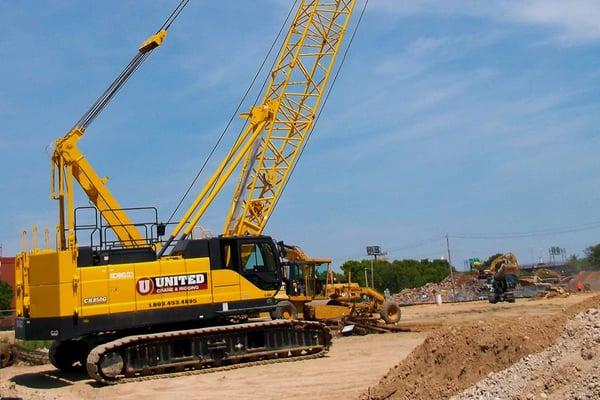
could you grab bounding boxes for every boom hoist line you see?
[52,0,189,251]
[163,0,301,230]
[160,0,360,256]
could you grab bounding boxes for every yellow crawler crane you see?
[15,0,359,383]
[275,244,401,324]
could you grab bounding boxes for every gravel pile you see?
[452,308,600,400]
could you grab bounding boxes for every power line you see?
[450,220,600,239]
[385,235,443,254]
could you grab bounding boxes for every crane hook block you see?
[139,29,167,54]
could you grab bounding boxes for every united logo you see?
[136,278,154,295]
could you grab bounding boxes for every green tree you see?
[339,257,450,293]
[567,254,588,272]
[584,244,600,268]
[0,281,13,312]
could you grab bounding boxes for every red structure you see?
[0,257,16,329]
[0,257,15,308]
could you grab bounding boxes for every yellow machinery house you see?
[16,235,280,341]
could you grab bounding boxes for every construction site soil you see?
[362,293,600,400]
[0,293,597,400]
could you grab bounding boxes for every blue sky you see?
[1,1,600,269]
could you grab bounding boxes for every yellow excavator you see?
[14,0,359,383]
[275,244,401,324]
[485,253,520,303]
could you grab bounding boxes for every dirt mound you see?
[452,307,600,399]
[361,295,600,400]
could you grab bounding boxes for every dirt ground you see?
[399,293,597,330]
[452,307,600,400]
[363,293,600,400]
[0,293,597,400]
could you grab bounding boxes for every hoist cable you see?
[73,0,190,130]
[161,0,190,30]
[267,0,370,222]
[164,0,299,226]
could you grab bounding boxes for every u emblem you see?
[136,278,154,295]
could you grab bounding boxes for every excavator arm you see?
[486,253,519,278]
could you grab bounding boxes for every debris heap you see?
[452,307,600,400]
[393,274,487,305]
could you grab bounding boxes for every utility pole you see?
[445,233,456,302]
[371,256,375,289]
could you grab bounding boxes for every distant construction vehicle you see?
[486,253,520,303]
[275,244,401,325]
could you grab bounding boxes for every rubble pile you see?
[0,342,15,368]
[361,295,600,400]
[393,274,487,305]
[452,307,600,400]
[535,285,570,300]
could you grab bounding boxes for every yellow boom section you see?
[224,0,356,236]
[161,0,356,251]
[51,128,144,250]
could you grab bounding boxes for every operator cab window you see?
[240,242,276,273]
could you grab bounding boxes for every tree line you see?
[338,258,452,294]
[568,243,600,272]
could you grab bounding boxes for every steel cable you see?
[73,0,190,130]
[164,0,300,226]
[266,0,370,225]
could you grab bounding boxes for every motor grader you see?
[272,244,401,325]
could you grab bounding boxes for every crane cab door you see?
[212,238,280,303]
[211,241,242,303]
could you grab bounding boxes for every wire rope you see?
[164,0,299,225]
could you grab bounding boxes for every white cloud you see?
[510,0,600,43]
[369,0,600,44]
[374,32,503,79]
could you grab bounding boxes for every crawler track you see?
[86,319,331,384]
